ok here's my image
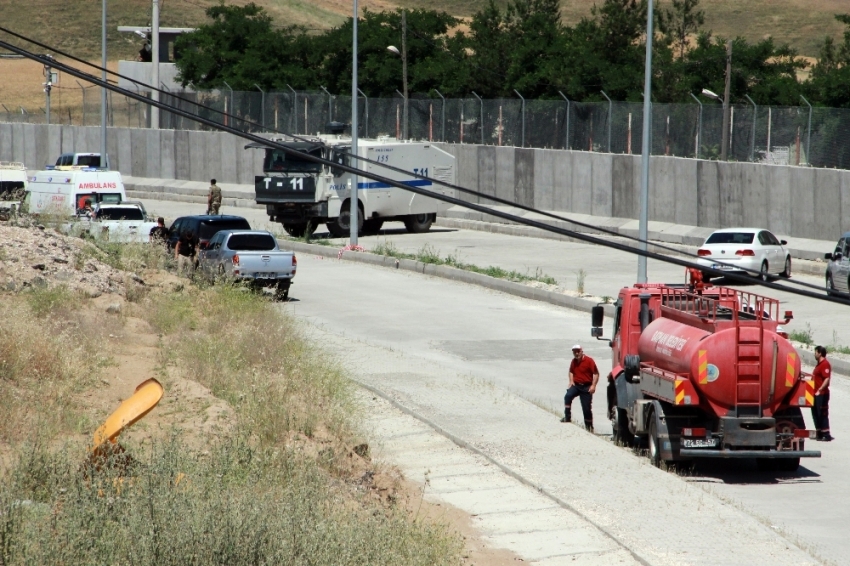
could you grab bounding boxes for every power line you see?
[0,30,840,299]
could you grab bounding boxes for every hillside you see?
[0,0,846,60]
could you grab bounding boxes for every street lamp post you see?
[387,12,408,141]
[689,92,702,159]
[637,0,654,283]
[151,0,160,130]
[601,90,612,153]
[720,40,732,161]
[351,0,360,245]
[101,0,107,161]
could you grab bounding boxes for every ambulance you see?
[26,168,126,216]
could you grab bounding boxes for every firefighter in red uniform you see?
[812,345,834,441]
[561,345,599,432]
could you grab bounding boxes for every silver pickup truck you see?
[198,230,296,300]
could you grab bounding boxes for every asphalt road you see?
[285,255,845,565]
[140,199,848,564]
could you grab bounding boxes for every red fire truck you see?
[591,283,820,471]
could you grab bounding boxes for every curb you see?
[281,238,850,378]
[281,239,615,318]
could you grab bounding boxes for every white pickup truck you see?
[69,202,159,243]
[198,230,296,300]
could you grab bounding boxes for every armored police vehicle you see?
[247,135,456,237]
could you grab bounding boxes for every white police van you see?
[248,135,455,237]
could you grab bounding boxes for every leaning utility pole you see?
[720,40,732,161]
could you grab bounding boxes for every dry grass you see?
[0,248,464,565]
[0,287,117,444]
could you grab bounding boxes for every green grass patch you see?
[372,240,558,285]
[788,323,814,346]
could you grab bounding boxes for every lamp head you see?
[701,88,720,100]
[387,45,400,56]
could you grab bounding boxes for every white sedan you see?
[697,228,791,281]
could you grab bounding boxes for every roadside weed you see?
[789,323,814,346]
[576,269,587,295]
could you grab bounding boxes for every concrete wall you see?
[2,122,849,241]
[440,143,850,242]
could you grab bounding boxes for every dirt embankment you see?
[0,221,520,565]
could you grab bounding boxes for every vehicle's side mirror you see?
[825,253,833,261]
[591,327,603,338]
[780,239,787,246]
[591,305,604,328]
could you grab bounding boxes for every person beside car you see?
[175,231,197,276]
[149,217,170,245]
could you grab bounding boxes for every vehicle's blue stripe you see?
[357,179,433,189]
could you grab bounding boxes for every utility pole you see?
[720,40,732,161]
[350,0,359,245]
[101,0,107,161]
[401,9,408,140]
[43,55,53,125]
[151,0,160,129]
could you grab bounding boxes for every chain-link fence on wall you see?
[5,88,850,170]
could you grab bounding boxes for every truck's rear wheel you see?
[648,418,662,468]
[282,222,316,238]
[328,203,363,238]
[403,213,434,233]
[612,408,634,447]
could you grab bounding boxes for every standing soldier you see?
[812,345,834,442]
[207,178,222,215]
[561,345,599,432]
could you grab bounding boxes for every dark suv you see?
[167,215,252,251]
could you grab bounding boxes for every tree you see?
[660,0,705,60]
[559,0,655,101]
[173,4,283,90]
[806,14,850,107]
[317,9,461,97]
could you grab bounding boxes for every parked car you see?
[824,231,850,296]
[697,228,791,281]
[167,215,252,252]
[67,202,158,243]
[198,230,296,300]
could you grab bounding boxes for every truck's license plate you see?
[256,272,274,279]
[682,438,719,448]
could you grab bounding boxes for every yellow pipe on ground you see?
[91,378,164,451]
